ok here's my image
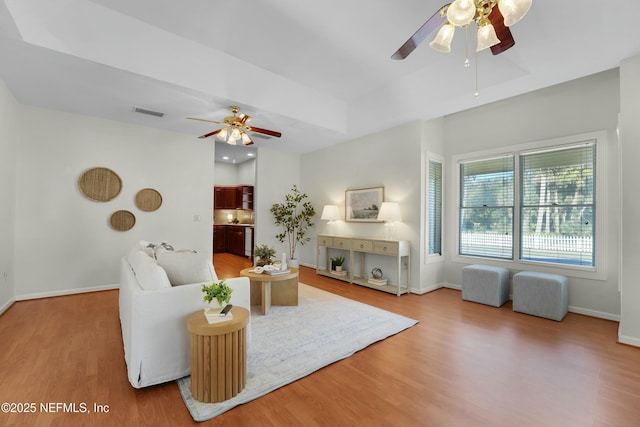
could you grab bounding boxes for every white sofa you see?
[119,248,251,388]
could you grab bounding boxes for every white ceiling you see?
[1,0,639,163]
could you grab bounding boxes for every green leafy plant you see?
[254,244,277,266]
[330,256,345,266]
[270,185,316,260]
[201,280,233,306]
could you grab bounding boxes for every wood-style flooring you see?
[1,252,639,426]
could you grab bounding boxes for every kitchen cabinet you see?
[214,185,253,210]
[228,227,246,256]
[213,225,227,253]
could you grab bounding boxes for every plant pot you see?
[288,258,299,269]
[336,265,343,272]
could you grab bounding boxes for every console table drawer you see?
[333,238,351,249]
[374,241,399,255]
[318,236,333,246]
[352,239,374,252]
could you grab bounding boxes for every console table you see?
[316,235,410,295]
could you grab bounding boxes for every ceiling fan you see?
[187,105,282,146]
[391,0,531,60]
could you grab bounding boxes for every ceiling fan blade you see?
[198,129,223,139]
[187,117,225,125]
[489,6,515,55]
[245,126,282,138]
[239,114,251,125]
[391,6,447,60]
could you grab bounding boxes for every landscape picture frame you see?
[345,187,384,222]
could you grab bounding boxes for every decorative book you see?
[203,307,233,324]
[264,269,291,275]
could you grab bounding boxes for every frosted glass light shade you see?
[321,205,339,221]
[447,0,476,27]
[377,202,402,222]
[476,23,500,51]
[216,127,228,141]
[498,0,532,26]
[241,132,252,144]
[230,127,241,139]
[429,23,455,53]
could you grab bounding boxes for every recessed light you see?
[222,156,230,160]
[248,153,255,157]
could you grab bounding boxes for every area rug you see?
[177,283,418,422]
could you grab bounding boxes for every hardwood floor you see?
[1,252,639,426]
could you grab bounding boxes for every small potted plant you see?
[254,244,277,267]
[201,280,233,308]
[330,256,345,272]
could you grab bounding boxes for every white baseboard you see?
[442,283,461,290]
[0,298,16,315]
[16,284,119,301]
[618,333,640,348]
[568,306,620,322]
[411,284,443,295]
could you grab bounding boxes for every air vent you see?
[133,106,165,118]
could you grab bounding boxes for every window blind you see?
[428,160,442,255]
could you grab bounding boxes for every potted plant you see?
[270,185,316,267]
[254,244,276,267]
[330,256,345,272]
[201,280,233,308]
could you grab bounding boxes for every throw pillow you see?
[127,250,172,290]
[156,251,214,286]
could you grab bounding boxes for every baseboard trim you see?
[16,284,119,301]
[618,333,640,348]
[411,284,441,295]
[442,283,461,290]
[0,298,16,315]
[568,306,620,322]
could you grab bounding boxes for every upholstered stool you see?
[462,265,510,307]
[513,271,568,321]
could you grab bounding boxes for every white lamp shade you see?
[498,0,532,26]
[377,202,401,222]
[476,23,500,51]
[429,23,455,53]
[447,0,476,27]
[321,205,340,221]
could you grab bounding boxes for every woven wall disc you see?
[135,188,163,212]
[110,210,136,231]
[78,167,122,202]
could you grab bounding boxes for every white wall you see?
[0,80,18,312]
[301,121,424,291]
[13,105,215,298]
[619,55,640,346]
[442,69,621,319]
[214,162,239,185]
[254,147,301,259]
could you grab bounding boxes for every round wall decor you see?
[110,210,136,231]
[135,188,163,212]
[78,167,122,202]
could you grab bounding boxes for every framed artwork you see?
[345,187,384,222]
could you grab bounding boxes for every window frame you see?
[452,131,607,280]
[426,152,445,264]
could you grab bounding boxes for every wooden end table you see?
[240,267,299,315]
[187,306,249,403]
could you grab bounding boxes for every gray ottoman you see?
[513,271,568,321]
[462,265,510,307]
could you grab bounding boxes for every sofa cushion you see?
[156,251,214,286]
[127,250,172,290]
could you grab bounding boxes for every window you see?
[457,139,597,269]
[459,155,514,259]
[428,159,443,255]
[520,143,595,266]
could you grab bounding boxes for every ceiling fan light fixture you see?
[230,127,241,140]
[227,136,238,145]
[241,132,252,145]
[216,127,228,141]
[498,0,532,26]
[476,21,501,51]
[446,0,476,27]
[430,23,456,53]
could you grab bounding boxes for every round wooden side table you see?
[240,267,299,315]
[187,306,249,403]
